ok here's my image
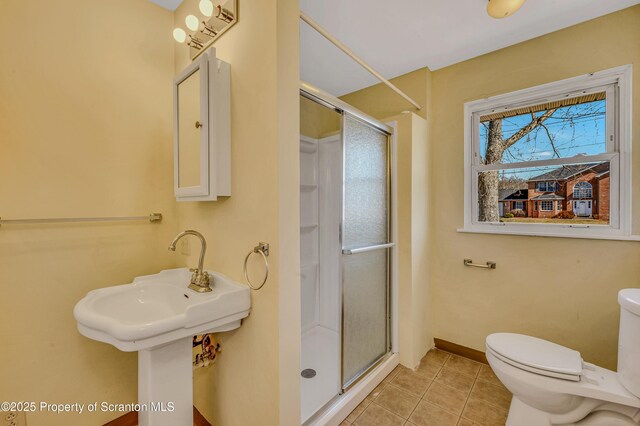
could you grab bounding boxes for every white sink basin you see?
[74,268,251,351]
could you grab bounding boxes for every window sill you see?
[457,227,640,242]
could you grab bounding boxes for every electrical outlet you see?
[180,238,190,256]
[4,411,26,426]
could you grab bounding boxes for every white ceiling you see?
[300,0,639,96]
[149,0,183,11]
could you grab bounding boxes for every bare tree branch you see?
[504,108,557,148]
[540,123,561,158]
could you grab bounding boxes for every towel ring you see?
[243,242,269,290]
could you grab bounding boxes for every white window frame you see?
[462,65,633,240]
[574,181,593,199]
[537,181,557,192]
[513,201,525,210]
[540,201,553,211]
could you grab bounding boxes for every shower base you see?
[301,325,340,423]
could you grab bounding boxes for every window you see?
[537,181,558,192]
[463,66,632,239]
[514,201,525,210]
[574,181,593,199]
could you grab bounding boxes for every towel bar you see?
[464,259,496,269]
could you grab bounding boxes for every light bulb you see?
[199,0,214,17]
[487,0,526,19]
[185,15,199,31]
[173,28,186,43]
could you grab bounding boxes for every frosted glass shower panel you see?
[341,114,390,389]
[343,115,389,248]
[342,249,388,387]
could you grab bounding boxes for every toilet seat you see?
[486,333,584,381]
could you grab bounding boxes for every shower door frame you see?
[300,81,396,397]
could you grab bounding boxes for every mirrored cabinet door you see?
[174,54,209,197]
[173,48,231,202]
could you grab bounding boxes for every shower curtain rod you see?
[300,11,423,111]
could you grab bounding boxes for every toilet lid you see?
[486,333,583,380]
[619,289,640,316]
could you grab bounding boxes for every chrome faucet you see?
[168,230,212,292]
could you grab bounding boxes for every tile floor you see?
[341,349,512,426]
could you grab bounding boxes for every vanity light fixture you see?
[188,35,205,49]
[200,22,218,37]
[185,14,200,31]
[173,28,186,43]
[172,0,237,59]
[215,6,234,23]
[199,0,214,17]
[487,0,526,19]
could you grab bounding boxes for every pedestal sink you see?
[74,268,250,426]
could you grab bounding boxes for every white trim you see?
[573,181,593,199]
[475,153,616,173]
[457,227,640,242]
[463,65,632,239]
[540,201,554,211]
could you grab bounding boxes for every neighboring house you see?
[500,163,610,220]
[499,188,528,216]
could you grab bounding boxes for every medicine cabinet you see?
[173,47,230,201]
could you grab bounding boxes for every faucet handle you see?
[187,267,212,293]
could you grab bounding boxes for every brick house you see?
[498,188,528,217]
[500,162,610,220]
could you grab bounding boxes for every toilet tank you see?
[618,289,640,398]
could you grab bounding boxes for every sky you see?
[479,99,606,180]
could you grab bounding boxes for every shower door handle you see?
[342,243,395,255]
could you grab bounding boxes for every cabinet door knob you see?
[195,121,203,129]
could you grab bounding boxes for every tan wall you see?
[339,6,640,370]
[300,95,340,138]
[391,112,432,369]
[430,6,640,369]
[173,1,299,425]
[0,1,177,425]
[0,0,300,425]
[341,68,428,121]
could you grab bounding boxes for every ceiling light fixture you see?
[487,0,526,19]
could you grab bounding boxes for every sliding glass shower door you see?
[299,88,393,419]
[341,114,391,390]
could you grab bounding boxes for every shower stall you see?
[299,83,396,424]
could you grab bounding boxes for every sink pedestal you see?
[138,338,193,426]
[74,268,251,426]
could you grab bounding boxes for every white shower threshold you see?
[303,351,399,426]
[301,326,340,423]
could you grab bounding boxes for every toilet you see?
[486,289,640,425]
